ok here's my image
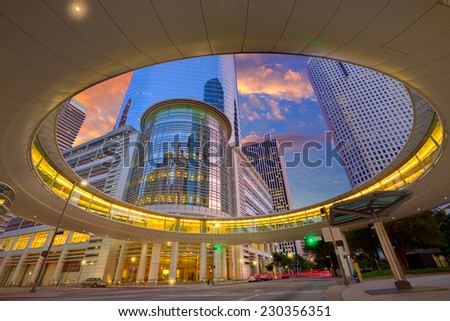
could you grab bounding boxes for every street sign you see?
[321,227,343,242]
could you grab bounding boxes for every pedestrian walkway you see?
[326,273,450,300]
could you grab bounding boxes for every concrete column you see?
[136,243,148,283]
[168,241,178,283]
[10,233,35,286]
[340,232,355,275]
[229,245,235,280]
[374,219,412,289]
[0,256,9,282]
[52,248,68,285]
[30,231,53,285]
[213,246,221,282]
[113,242,127,284]
[199,242,207,281]
[148,243,161,284]
[221,247,227,280]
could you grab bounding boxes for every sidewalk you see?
[326,273,450,301]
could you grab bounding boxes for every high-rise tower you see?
[114,55,241,146]
[56,98,88,150]
[307,58,413,187]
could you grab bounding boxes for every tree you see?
[384,210,447,269]
[434,210,450,251]
[271,252,293,274]
[345,227,382,270]
[303,238,338,273]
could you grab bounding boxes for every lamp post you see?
[30,180,87,293]
[76,260,86,287]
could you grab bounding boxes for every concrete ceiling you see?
[1,0,450,244]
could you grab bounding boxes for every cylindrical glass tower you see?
[127,99,232,217]
[114,55,241,146]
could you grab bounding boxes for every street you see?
[0,277,336,301]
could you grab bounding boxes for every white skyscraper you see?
[307,58,413,187]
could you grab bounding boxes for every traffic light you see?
[213,245,223,251]
[305,233,318,246]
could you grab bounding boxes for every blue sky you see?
[235,54,351,207]
[76,54,351,209]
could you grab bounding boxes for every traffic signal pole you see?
[322,207,349,286]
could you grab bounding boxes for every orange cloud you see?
[236,59,314,102]
[73,72,132,145]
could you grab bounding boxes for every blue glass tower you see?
[115,55,241,146]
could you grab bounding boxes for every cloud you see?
[236,58,314,102]
[73,72,132,145]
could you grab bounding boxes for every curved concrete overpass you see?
[1,0,450,245]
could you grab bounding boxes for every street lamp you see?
[76,260,86,287]
[30,180,87,293]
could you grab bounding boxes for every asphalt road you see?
[0,277,337,301]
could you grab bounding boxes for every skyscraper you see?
[242,139,293,213]
[56,98,88,150]
[307,58,413,187]
[114,55,241,146]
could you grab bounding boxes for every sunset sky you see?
[74,54,351,208]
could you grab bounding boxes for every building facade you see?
[307,58,413,187]
[56,98,88,150]
[242,139,301,255]
[114,55,241,147]
[126,99,233,217]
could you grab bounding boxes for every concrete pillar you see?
[213,246,221,283]
[168,241,178,283]
[148,243,161,284]
[113,242,127,284]
[136,243,148,283]
[30,231,53,285]
[374,219,412,289]
[221,247,227,280]
[229,245,235,280]
[199,242,207,281]
[52,248,68,285]
[10,233,35,286]
[340,232,355,275]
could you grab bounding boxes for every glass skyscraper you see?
[114,55,241,146]
[307,58,413,187]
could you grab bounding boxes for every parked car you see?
[248,275,260,282]
[81,277,108,288]
[259,274,273,281]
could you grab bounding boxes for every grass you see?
[361,267,450,277]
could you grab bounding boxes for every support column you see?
[221,247,227,280]
[199,242,207,281]
[30,231,53,286]
[233,246,244,281]
[229,245,235,280]
[11,233,35,286]
[148,243,161,284]
[168,241,178,283]
[113,242,127,284]
[136,243,148,283]
[213,246,221,283]
[340,232,355,276]
[373,219,412,289]
[52,248,68,285]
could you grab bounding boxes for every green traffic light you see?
[305,234,317,246]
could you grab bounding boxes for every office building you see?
[114,55,241,146]
[242,139,293,213]
[56,98,88,150]
[62,125,140,201]
[126,99,233,217]
[242,139,301,256]
[307,58,413,187]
